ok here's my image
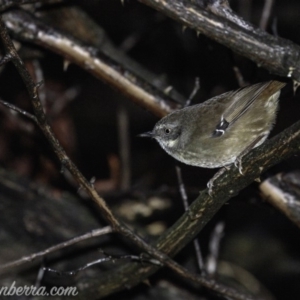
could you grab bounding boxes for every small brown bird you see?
[140,81,285,191]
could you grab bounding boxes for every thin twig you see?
[233,66,247,87]
[0,98,36,121]
[118,106,131,190]
[35,262,46,288]
[176,166,205,273]
[185,77,200,107]
[175,166,189,210]
[259,0,274,31]
[206,222,225,276]
[0,226,113,272]
[31,59,47,110]
[0,98,34,133]
[44,252,162,277]
[193,236,205,274]
[271,17,278,37]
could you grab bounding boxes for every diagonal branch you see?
[78,113,300,300]
[0,226,113,272]
[2,9,180,117]
[138,0,300,82]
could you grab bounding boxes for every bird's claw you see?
[207,180,214,196]
[234,158,243,175]
[206,167,227,196]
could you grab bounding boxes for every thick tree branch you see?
[78,119,300,299]
[260,172,300,228]
[138,0,300,82]
[2,9,180,117]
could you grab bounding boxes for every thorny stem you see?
[138,0,300,81]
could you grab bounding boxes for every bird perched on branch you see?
[140,81,286,193]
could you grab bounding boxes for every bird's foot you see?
[207,179,214,197]
[234,158,243,175]
[207,167,227,196]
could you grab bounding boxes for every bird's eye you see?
[165,128,171,134]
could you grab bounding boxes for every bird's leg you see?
[207,167,227,196]
[223,165,230,171]
[234,134,266,175]
[208,135,266,195]
[234,158,243,175]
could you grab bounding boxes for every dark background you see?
[1,1,300,299]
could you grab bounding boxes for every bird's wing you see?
[212,82,273,137]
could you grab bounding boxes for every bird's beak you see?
[138,131,155,138]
